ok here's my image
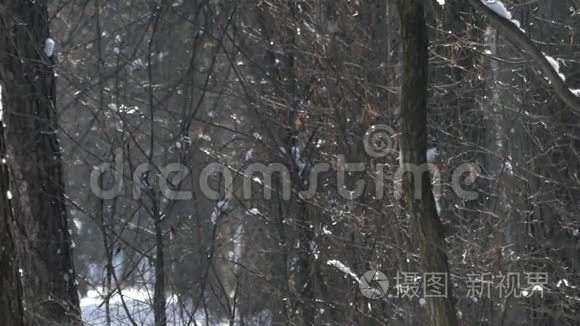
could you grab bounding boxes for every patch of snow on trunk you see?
[44,38,56,57]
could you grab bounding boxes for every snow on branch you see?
[326,260,360,282]
[543,55,566,82]
[481,0,522,29]
[0,84,3,122]
[483,0,511,19]
[469,0,580,113]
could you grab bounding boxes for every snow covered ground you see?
[80,288,227,326]
[81,288,272,325]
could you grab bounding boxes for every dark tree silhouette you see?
[397,1,458,325]
[0,0,80,324]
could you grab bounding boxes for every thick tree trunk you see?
[397,1,458,326]
[0,85,25,325]
[0,1,80,324]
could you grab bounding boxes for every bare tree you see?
[397,1,458,325]
[0,0,80,324]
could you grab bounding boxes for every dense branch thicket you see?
[1,0,580,325]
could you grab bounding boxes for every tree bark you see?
[0,84,25,325]
[0,0,80,324]
[397,1,459,325]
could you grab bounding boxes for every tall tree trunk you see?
[397,1,458,326]
[0,84,25,325]
[0,1,80,324]
[153,217,167,326]
[147,4,167,323]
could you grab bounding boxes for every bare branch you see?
[468,0,580,114]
